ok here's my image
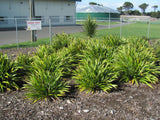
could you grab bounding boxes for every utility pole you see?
[29,0,37,42]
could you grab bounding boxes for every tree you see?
[130,10,141,15]
[89,2,97,5]
[123,2,134,15]
[139,3,149,15]
[152,5,158,12]
[117,6,123,14]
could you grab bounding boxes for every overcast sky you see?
[76,0,160,12]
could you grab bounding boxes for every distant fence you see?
[0,17,160,48]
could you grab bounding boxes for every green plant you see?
[103,34,123,47]
[34,45,55,58]
[52,33,73,50]
[73,58,117,93]
[81,39,114,63]
[24,52,70,102]
[0,53,22,92]
[152,39,160,66]
[24,69,69,102]
[114,39,159,88]
[83,15,97,38]
[15,53,33,75]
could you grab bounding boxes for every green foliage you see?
[34,45,55,58]
[15,53,33,75]
[151,40,160,67]
[73,58,117,93]
[103,34,124,47]
[114,38,159,88]
[73,39,117,93]
[24,69,69,102]
[0,53,22,92]
[24,51,70,102]
[52,33,73,50]
[81,39,114,63]
[83,15,97,38]
[139,3,149,15]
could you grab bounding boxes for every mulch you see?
[0,47,160,120]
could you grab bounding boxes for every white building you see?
[0,0,81,28]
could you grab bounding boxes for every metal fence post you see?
[120,18,122,38]
[15,18,19,49]
[49,17,52,45]
[147,19,151,39]
[108,9,111,29]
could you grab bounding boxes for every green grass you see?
[0,38,50,49]
[1,22,160,49]
[74,22,160,39]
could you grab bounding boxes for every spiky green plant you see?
[103,34,123,47]
[152,40,160,66]
[52,33,73,50]
[114,38,159,88]
[81,39,114,63]
[15,53,33,75]
[34,45,55,58]
[73,58,117,93]
[0,53,22,92]
[24,52,70,102]
[83,15,97,38]
[24,69,69,102]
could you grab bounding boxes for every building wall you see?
[120,15,150,22]
[76,13,120,20]
[0,0,77,28]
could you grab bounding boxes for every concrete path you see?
[0,23,129,46]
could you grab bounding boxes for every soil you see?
[0,48,160,120]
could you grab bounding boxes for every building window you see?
[0,17,4,21]
[35,16,41,20]
[0,17,8,24]
[65,16,73,22]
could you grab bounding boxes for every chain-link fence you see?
[0,17,160,48]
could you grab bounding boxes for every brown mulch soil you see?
[0,48,160,120]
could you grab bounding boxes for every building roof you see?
[62,0,81,1]
[77,5,119,13]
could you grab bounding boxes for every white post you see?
[15,18,19,48]
[49,18,52,45]
[120,18,122,38]
[108,8,111,29]
[147,18,151,39]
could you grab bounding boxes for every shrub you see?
[114,38,159,88]
[15,53,33,75]
[73,58,117,93]
[0,53,22,92]
[52,33,74,50]
[152,40,160,66]
[67,38,87,64]
[81,39,114,63]
[34,45,55,58]
[24,52,70,102]
[24,69,69,102]
[103,34,123,47]
[83,15,97,38]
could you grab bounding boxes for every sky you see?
[76,0,160,12]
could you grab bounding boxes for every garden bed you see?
[0,47,160,120]
[0,82,160,119]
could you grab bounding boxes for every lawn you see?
[74,22,160,39]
